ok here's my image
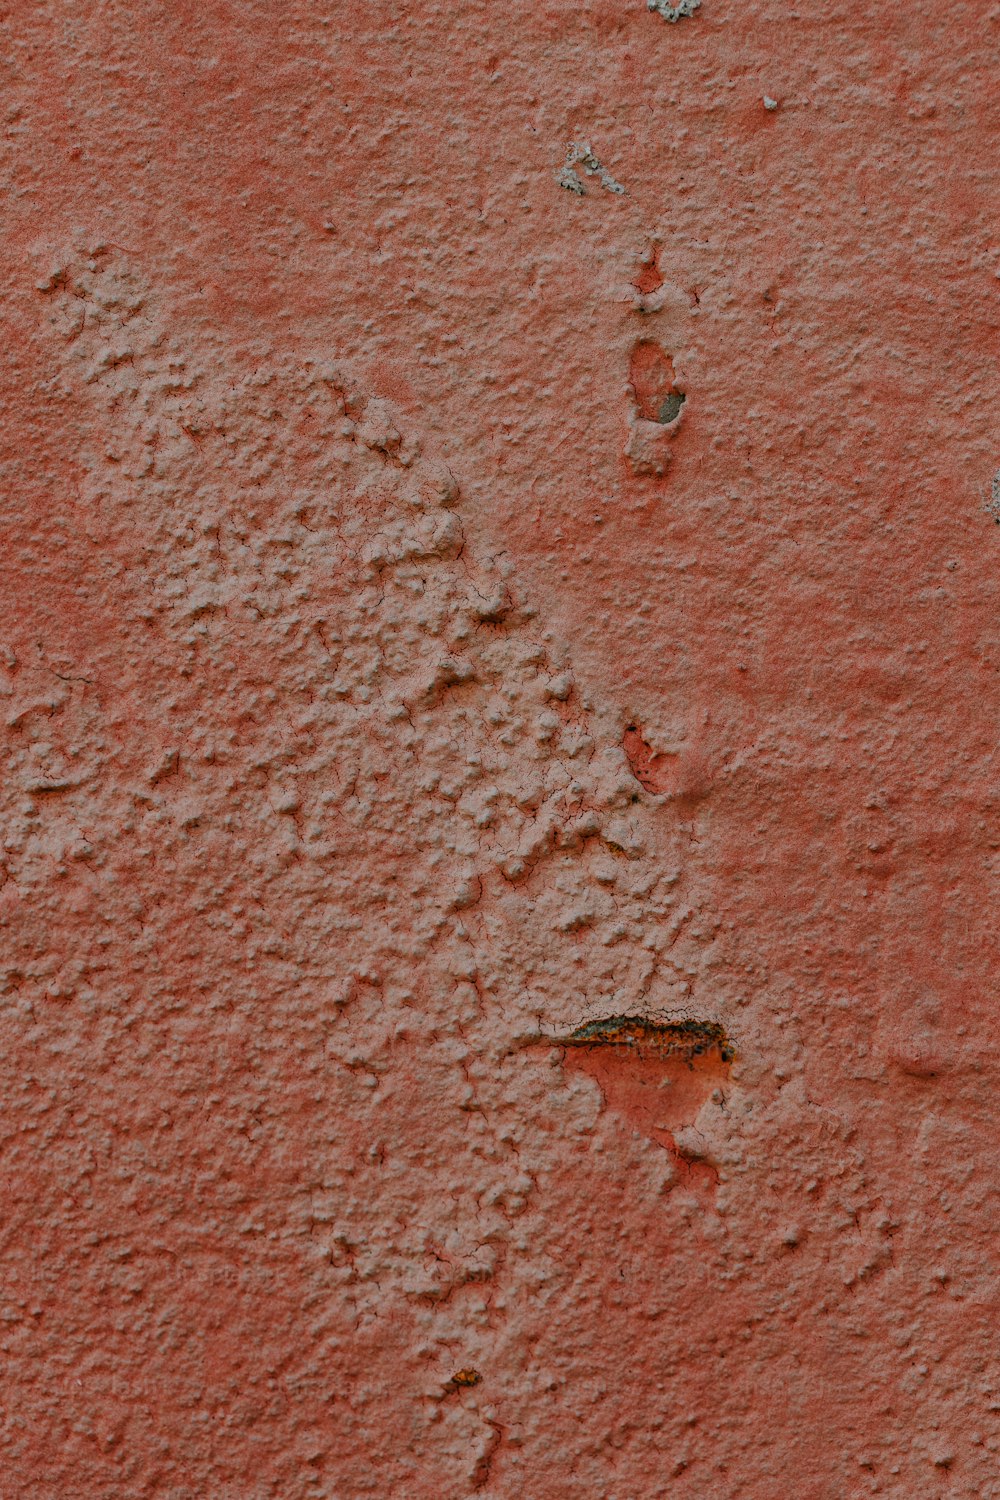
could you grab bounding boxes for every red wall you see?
[2,2,999,1494]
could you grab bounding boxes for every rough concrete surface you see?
[1,2,999,1496]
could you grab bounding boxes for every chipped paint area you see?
[647,0,700,21]
[561,1013,734,1064]
[556,141,626,196]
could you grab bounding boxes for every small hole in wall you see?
[629,340,685,423]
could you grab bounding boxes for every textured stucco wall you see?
[2,2,1000,1496]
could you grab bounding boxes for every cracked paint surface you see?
[1,1,1000,1496]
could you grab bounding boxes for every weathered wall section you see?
[2,2,1000,1496]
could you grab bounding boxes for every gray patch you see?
[987,469,1000,524]
[557,141,625,196]
[647,0,700,21]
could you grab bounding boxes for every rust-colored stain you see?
[561,1022,732,1172]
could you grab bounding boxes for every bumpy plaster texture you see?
[3,1,1000,1497]
[10,247,742,1496]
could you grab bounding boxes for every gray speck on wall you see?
[557,142,625,197]
[647,0,700,21]
[986,469,1000,524]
